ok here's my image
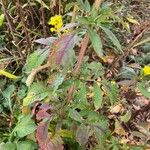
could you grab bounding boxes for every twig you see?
[0,0,23,59]
[40,0,47,37]
[16,0,31,54]
[26,63,50,86]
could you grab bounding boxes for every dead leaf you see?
[110,104,123,114]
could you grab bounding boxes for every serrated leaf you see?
[99,26,122,52]
[23,83,49,106]
[69,109,83,123]
[93,83,103,110]
[138,82,150,99]
[88,29,103,57]
[0,70,20,79]
[13,115,36,138]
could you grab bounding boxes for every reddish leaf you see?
[36,104,53,121]
[36,121,54,150]
[54,33,76,65]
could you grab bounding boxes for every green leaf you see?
[0,142,16,150]
[13,115,36,138]
[2,85,15,113]
[0,70,20,79]
[52,74,65,93]
[84,0,91,12]
[77,17,91,24]
[99,25,122,52]
[23,83,49,106]
[77,83,88,105]
[34,0,49,10]
[17,140,37,150]
[93,82,103,110]
[88,29,103,57]
[120,111,131,123]
[25,48,50,73]
[69,109,83,123]
[134,37,150,47]
[138,82,150,99]
[0,14,4,27]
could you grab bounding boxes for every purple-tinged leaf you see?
[34,37,57,46]
[54,33,76,66]
[36,104,53,121]
[36,121,54,150]
[60,23,79,31]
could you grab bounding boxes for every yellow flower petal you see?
[50,27,56,32]
[143,66,150,76]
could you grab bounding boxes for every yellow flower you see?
[143,66,150,76]
[111,80,116,85]
[48,15,63,33]
[50,27,56,32]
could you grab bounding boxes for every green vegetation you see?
[0,0,150,149]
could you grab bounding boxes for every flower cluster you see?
[48,15,63,33]
[143,66,150,76]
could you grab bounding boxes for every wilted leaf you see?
[114,120,126,135]
[88,29,103,57]
[34,37,57,46]
[93,82,103,110]
[110,104,123,114]
[13,115,36,138]
[76,124,90,146]
[0,69,20,79]
[69,109,83,123]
